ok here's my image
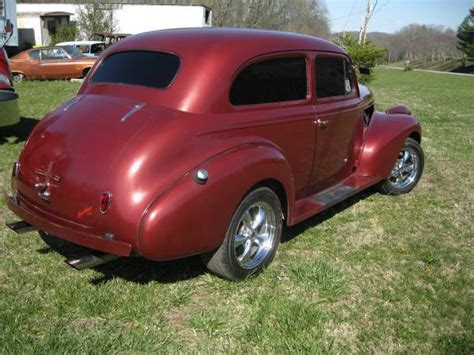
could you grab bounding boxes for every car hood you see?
[15,94,177,227]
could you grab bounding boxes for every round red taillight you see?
[100,192,112,214]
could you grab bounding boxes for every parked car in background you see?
[9,47,96,82]
[89,32,130,48]
[6,29,424,280]
[0,23,19,127]
[57,41,105,58]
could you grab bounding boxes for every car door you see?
[38,48,76,79]
[228,54,317,200]
[308,54,365,194]
[23,50,41,78]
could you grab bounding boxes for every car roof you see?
[57,41,105,46]
[110,28,345,58]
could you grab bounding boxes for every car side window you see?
[91,44,104,54]
[230,57,307,106]
[77,45,90,54]
[315,57,353,99]
[40,48,66,60]
[29,50,40,61]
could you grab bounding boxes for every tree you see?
[51,24,77,45]
[384,24,459,64]
[160,0,330,38]
[76,1,117,39]
[334,34,385,83]
[457,7,474,64]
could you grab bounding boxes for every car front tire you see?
[378,137,424,195]
[203,187,283,280]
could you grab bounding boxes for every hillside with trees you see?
[335,22,470,73]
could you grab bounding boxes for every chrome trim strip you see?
[121,103,146,122]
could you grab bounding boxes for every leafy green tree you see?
[334,34,385,83]
[457,7,474,65]
[76,1,117,39]
[51,24,77,45]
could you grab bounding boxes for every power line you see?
[329,6,368,23]
[342,0,359,34]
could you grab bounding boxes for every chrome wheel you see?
[232,201,276,270]
[12,73,24,84]
[388,146,419,190]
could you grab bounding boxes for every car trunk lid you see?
[17,94,152,226]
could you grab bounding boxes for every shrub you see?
[51,24,77,45]
[334,34,385,83]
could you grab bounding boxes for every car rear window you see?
[230,57,307,106]
[91,51,180,89]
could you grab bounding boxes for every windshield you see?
[60,45,84,58]
[91,51,180,89]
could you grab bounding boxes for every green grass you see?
[0,71,473,353]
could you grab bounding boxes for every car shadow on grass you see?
[36,187,378,285]
[38,231,207,285]
[0,117,38,144]
[282,187,378,243]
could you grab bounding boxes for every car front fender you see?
[357,110,421,178]
[137,143,294,260]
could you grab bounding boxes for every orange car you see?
[9,46,96,83]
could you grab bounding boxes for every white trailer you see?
[0,0,18,47]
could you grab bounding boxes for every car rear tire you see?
[378,137,424,195]
[202,187,283,280]
[82,68,91,78]
[12,73,24,84]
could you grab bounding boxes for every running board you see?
[312,184,357,210]
[6,220,38,234]
[291,175,381,225]
[65,253,120,270]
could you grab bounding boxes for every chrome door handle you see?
[315,119,328,129]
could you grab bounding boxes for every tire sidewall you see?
[224,187,282,279]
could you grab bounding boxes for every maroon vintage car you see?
[6,29,424,280]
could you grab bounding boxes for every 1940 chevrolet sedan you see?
[6,29,424,280]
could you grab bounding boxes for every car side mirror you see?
[359,67,371,75]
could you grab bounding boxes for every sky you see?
[326,0,474,34]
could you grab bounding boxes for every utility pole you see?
[358,0,374,45]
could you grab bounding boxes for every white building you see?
[16,0,212,47]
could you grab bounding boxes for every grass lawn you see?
[0,70,472,352]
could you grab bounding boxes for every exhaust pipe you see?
[66,253,119,270]
[6,220,38,234]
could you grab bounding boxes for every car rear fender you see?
[357,110,421,178]
[137,143,294,261]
